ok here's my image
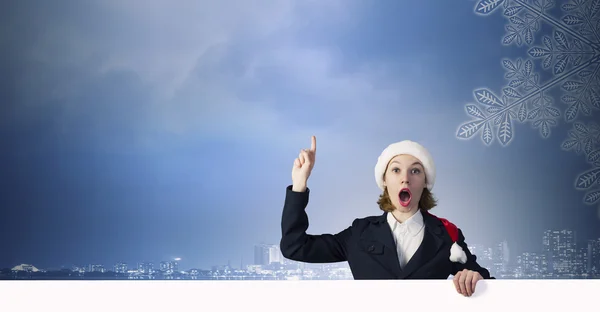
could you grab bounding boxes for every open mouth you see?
[399,188,412,207]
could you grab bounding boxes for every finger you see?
[471,273,480,294]
[301,149,311,165]
[459,270,468,296]
[453,273,461,294]
[465,271,474,296]
[294,158,301,168]
[310,136,317,153]
[299,151,306,165]
[305,149,314,163]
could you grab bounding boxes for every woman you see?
[280,136,494,297]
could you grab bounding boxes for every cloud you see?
[2,0,427,155]
[94,0,300,90]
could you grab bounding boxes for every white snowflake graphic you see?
[562,121,600,218]
[458,0,600,218]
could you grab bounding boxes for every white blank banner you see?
[2,280,595,311]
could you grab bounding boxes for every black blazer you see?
[280,185,494,280]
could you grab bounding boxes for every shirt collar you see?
[387,209,425,237]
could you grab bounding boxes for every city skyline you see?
[3,224,600,272]
[4,227,600,280]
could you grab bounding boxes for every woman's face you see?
[383,154,427,213]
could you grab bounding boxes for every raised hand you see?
[291,136,316,192]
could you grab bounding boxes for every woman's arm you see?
[280,185,352,263]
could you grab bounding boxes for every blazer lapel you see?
[362,212,403,278]
[398,211,445,278]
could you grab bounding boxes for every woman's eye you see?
[411,168,420,174]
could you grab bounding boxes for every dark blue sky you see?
[1,0,599,270]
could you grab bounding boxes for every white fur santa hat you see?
[374,140,436,191]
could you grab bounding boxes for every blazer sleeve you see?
[451,229,495,279]
[280,185,352,263]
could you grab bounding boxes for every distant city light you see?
[3,232,599,281]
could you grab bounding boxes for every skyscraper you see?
[113,262,127,274]
[492,240,509,276]
[587,239,600,276]
[254,244,284,266]
[542,230,577,277]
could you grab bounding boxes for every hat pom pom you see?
[449,242,467,264]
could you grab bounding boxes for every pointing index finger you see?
[310,136,316,152]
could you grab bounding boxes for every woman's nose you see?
[401,175,410,184]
